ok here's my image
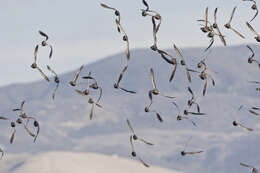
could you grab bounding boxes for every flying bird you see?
[0,117,17,144]
[16,118,35,138]
[101,3,130,60]
[246,22,260,42]
[69,65,84,87]
[141,1,162,51]
[9,121,16,144]
[224,7,245,39]
[174,44,192,82]
[31,45,39,69]
[188,65,216,96]
[149,68,175,98]
[38,30,53,58]
[199,7,211,33]
[114,66,136,94]
[243,0,258,22]
[47,65,60,100]
[157,49,178,82]
[246,45,260,68]
[181,137,203,156]
[82,75,103,103]
[240,163,258,173]
[127,119,154,145]
[144,105,164,123]
[88,96,102,120]
[233,120,253,131]
[187,87,201,113]
[213,8,226,46]
[172,102,197,127]
[129,135,150,167]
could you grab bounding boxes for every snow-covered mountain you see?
[0,45,260,173]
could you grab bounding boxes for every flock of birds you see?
[0,0,260,172]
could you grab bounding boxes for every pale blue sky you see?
[0,0,258,86]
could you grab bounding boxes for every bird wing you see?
[72,65,84,84]
[174,44,191,82]
[126,119,135,134]
[36,67,49,82]
[228,7,237,24]
[116,65,128,85]
[38,30,49,41]
[247,22,260,36]
[150,68,157,89]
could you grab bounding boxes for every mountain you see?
[0,45,260,173]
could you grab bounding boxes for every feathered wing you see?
[36,67,49,82]
[203,79,207,96]
[228,7,237,24]
[247,22,260,36]
[116,66,128,85]
[173,44,191,82]
[126,119,135,134]
[72,65,84,84]
[150,68,157,89]
[38,30,49,41]
[230,27,245,39]
[89,104,94,120]
[137,156,150,168]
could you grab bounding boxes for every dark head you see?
[131,151,136,157]
[41,41,47,46]
[154,14,161,20]
[200,27,208,33]
[187,100,192,106]
[20,113,27,119]
[184,110,188,115]
[150,45,157,51]
[197,62,202,68]
[199,73,206,80]
[88,98,94,104]
[114,83,119,89]
[31,63,37,69]
[144,107,150,112]
[177,115,182,121]
[16,118,22,124]
[224,23,231,29]
[207,32,214,38]
[181,151,186,156]
[54,77,59,83]
[83,89,89,95]
[90,83,98,90]
[255,36,260,42]
[122,35,128,41]
[142,11,147,17]
[34,121,39,127]
[69,81,76,87]
[11,122,16,128]
[133,135,138,140]
[180,60,185,66]
[151,89,159,95]
[213,23,217,29]
[115,10,120,16]
[248,58,253,64]
[233,121,238,126]
[252,4,257,10]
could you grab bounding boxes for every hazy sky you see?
[0,0,259,86]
